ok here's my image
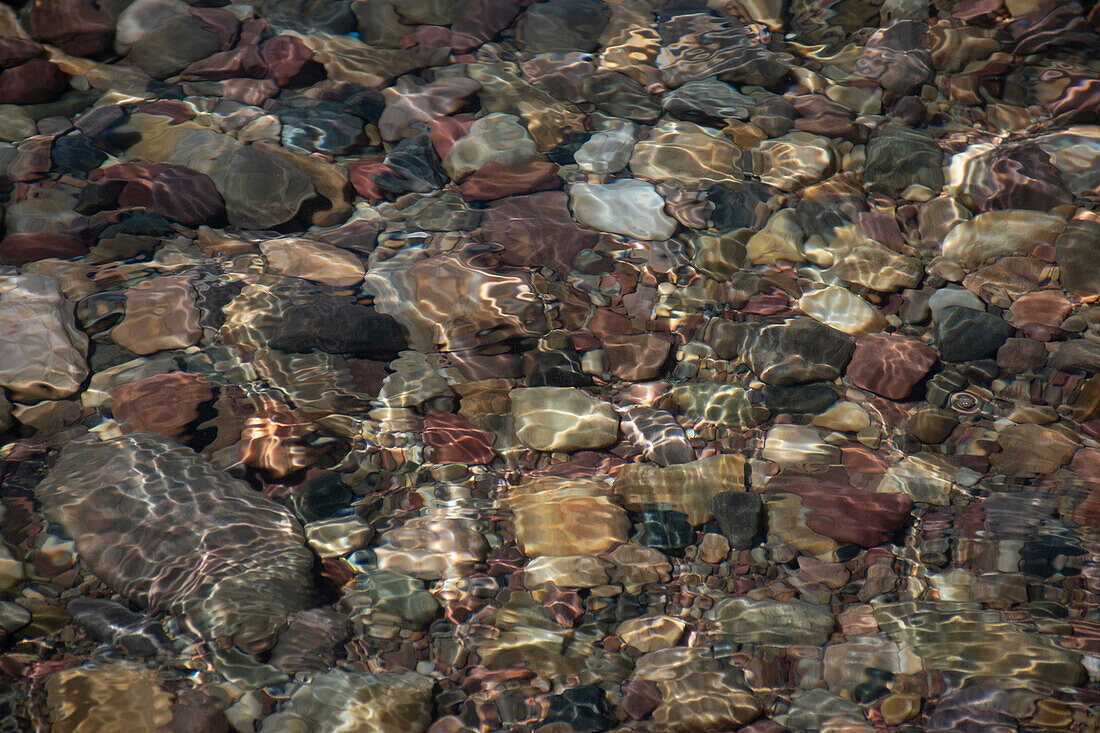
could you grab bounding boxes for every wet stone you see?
[511,386,619,452]
[36,433,316,650]
[707,597,835,646]
[935,305,1017,362]
[543,685,617,733]
[747,317,855,386]
[711,491,763,550]
[66,599,173,657]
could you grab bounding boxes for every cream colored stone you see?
[799,286,886,335]
[629,120,742,186]
[753,131,836,191]
[616,615,686,652]
[261,238,365,286]
[505,477,630,557]
[0,274,88,403]
[613,453,746,525]
[305,517,375,559]
[444,113,538,180]
[747,208,804,265]
[511,387,619,452]
[569,178,678,240]
[762,424,841,465]
[941,211,1065,269]
[698,532,731,563]
[0,542,24,592]
[524,555,613,587]
[813,402,872,432]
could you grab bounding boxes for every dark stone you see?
[1056,219,1100,299]
[0,233,88,266]
[26,0,115,57]
[74,180,126,214]
[273,98,367,156]
[50,134,107,177]
[633,506,693,551]
[795,199,848,239]
[935,306,1016,362]
[758,383,838,414]
[0,59,68,105]
[663,79,753,126]
[707,182,771,231]
[376,133,447,195]
[292,473,355,524]
[853,681,889,704]
[863,126,943,198]
[128,15,222,80]
[261,0,356,33]
[520,0,610,53]
[100,211,176,238]
[0,37,44,69]
[711,491,763,550]
[750,94,796,137]
[546,132,589,166]
[582,70,661,122]
[66,598,173,657]
[523,344,591,388]
[543,685,617,733]
[269,299,408,359]
[747,317,856,386]
[269,608,349,674]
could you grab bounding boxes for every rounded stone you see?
[510,386,619,452]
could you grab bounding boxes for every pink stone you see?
[846,333,937,400]
[0,59,67,105]
[260,35,313,86]
[0,233,88,266]
[349,157,396,200]
[1009,289,1071,340]
[454,159,561,201]
[89,162,225,227]
[423,409,497,465]
[774,480,914,547]
[603,333,673,381]
[429,115,476,158]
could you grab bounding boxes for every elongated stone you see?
[569,179,677,240]
[36,433,316,651]
[0,274,88,402]
[511,386,619,451]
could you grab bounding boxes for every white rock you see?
[511,386,619,451]
[569,179,677,240]
[798,285,886,335]
[0,274,88,403]
[575,122,636,175]
[928,286,985,320]
[443,113,538,181]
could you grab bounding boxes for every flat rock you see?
[112,275,201,355]
[614,453,746,526]
[747,317,855,386]
[846,333,937,399]
[798,285,887,335]
[941,211,1066,269]
[36,433,316,649]
[263,670,433,733]
[505,476,630,556]
[752,131,835,191]
[629,120,742,186]
[511,386,619,451]
[574,123,636,175]
[828,225,924,292]
[443,113,538,181]
[260,238,365,286]
[0,274,88,402]
[935,305,1016,362]
[569,179,677,240]
[706,598,835,646]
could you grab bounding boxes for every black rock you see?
[274,98,367,157]
[51,134,107,177]
[633,505,693,551]
[935,306,1016,362]
[747,316,855,386]
[377,133,447,195]
[758,383,838,414]
[292,472,355,524]
[663,79,753,125]
[863,126,943,198]
[711,491,763,550]
[795,199,848,239]
[67,599,173,657]
[269,299,408,359]
[583,70,660,123]
[543,685,617,733]
[707,181,771,231]
[520,0,610,53]
[523,340,590,388]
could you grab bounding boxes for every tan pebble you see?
[879,693,921,725]
[698,533,731,564]
[813,402,872,432]
[616,615,687,652]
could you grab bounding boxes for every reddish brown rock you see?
[110,372,213,440]
[603,333,673,381]
[429,115,475,158]
[1008,289,1071,341]
[89,162,225,227]
[188,6,241,52]
[0,37,43,69]
[450,0,521,52]
[455,158,561,201]
[0,233,87,266]
[178,45,267,81]
[423,409,496,465]
[997,336,1047,374]
[846,333,937,400]
[0,59,67,105]
[348,157,396,200]
[260,35,313,86]
[621,679,662,720]
[27,0,114,57]
[777,483,914,548]
[479,191,599,274]
[991,422,1079,477]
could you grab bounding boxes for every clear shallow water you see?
[0,0,1099,730]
